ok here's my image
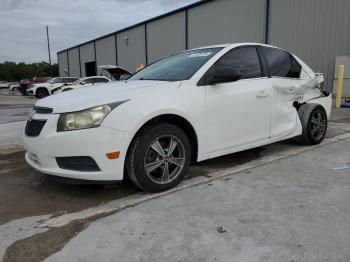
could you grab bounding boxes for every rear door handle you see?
[256,91,270,98]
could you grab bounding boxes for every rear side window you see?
[82,79,93,84]
[64,78,77,83]
[94,78,109,83]
[262,47,301,78]
[215,47,262,79]
[53,78,64,83]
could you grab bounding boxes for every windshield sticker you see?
[188,52,212,58]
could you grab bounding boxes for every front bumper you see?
[51,87,61,94]
[27,89,35,96]
[23,113,131,181]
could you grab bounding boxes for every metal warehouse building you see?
[57,0,350,90]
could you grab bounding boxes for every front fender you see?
[103,105,199,138]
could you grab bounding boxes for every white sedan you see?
[23,43,331,192]
[51,76,111,94]
[26,77,79,98]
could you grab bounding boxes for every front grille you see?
[56,156,101,172]
[25,119,46,137]
[34,106,53,114]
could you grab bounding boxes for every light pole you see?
[46,25,52,76]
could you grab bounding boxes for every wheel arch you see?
[126,113,199,164]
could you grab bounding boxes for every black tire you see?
[126,123,191,192]
[295,103,327,145]
[36,88,49,98]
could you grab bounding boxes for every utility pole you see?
[46,25,52,76]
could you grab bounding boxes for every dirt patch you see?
[0,148,269,225]
[0,150,228,225]
[3,212,114,262]
[0,151,140,225]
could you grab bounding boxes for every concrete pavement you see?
[45,138,350,262]
[1,92,350,261]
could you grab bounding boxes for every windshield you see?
[71,79,82,85]
[129,47,223,81]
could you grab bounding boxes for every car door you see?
[260,46,305,139]
[51,78,64,89]
[203,46,272,154]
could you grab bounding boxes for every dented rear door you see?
[260,46,320,140]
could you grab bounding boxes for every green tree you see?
[0,61,59,82]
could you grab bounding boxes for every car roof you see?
[188,42,283,51]
[81,76,108,80]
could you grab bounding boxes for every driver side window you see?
[215,47,262,80]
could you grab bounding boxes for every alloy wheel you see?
[144,134,186,185]
[310,110,326,141]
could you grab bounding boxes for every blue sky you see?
[0,0,197,63]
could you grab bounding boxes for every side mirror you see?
[210,67,242,85]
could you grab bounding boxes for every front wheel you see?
[35,88,49,98]
[296,103,328,145]
[126,123,191,192]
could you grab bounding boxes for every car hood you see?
[97,65,132,80]
[36,80,178,113]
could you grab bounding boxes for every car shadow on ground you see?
[0,140,299,225]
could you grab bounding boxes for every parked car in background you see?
[23,43,331,192]
[9,82,20,92]
[33,76,51,84]
[17,79,35,95]
[7,82,18,90]
[98,65,132,80]
[0,81,9,89]
[27,77,79,98]
[51,76,111,93]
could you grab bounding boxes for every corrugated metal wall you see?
[79,42,95,77]
[58,0,350,90]
[117,25,146,72]
[269,0,350,90]
[67,48,80,77]
[96,35,117,75]
[57,52,68,77]
[188,0,264,48]
[147,12,186,63]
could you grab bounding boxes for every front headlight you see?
[57,101,128,132]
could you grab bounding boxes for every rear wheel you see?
[126,123,191,192]
[296,103,327,145]
[36,88,49,98]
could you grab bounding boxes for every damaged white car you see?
[23,43,331,192]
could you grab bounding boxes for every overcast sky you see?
[0,0,198,64]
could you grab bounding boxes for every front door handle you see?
[256,91,270,98]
